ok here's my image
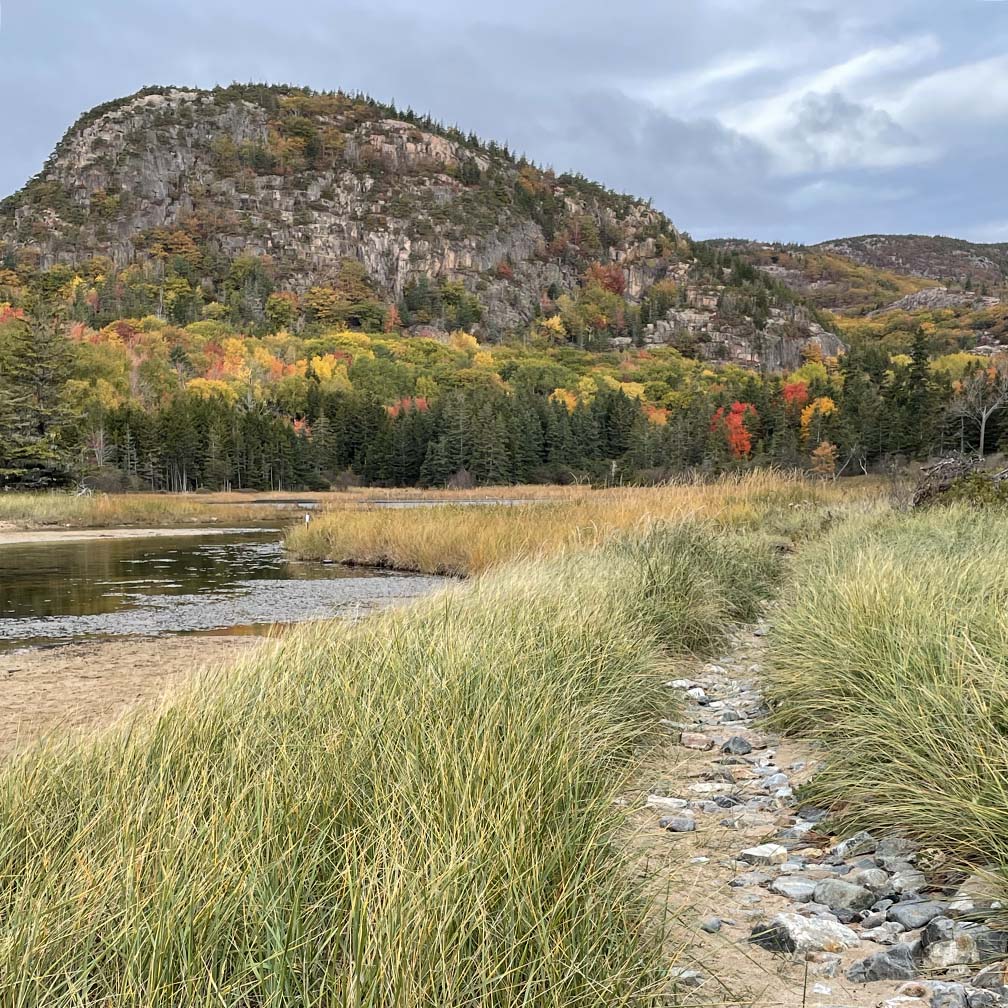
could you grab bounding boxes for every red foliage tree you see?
[782,381,810,412]
[711,401,757,459]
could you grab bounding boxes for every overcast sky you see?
[2,0,1006,244]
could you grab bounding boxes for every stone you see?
[797,805,829,824]
[769,877,818,903]
[888,901,948,930]
[700,917,722,933]
[813,879,875,912]
[876,838,919,862]
[920,921,1008,969]
[739,843,788,866]
[880,998,929,1008]
[927,983,971,1008]
[832,831,878,858]
[846,943,918,983]
[862,922,906,945]
[721,736,753,755]
[750,913,860,954]
[806,951,843,977]
[852,867,893,894]
[663,816,697,834]
[891,870,927,895]
[679,732,714,750]
[764,772,790,789]
[646,795,689,813]
[668,967,705,988]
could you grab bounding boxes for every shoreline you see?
[0,525,268,547]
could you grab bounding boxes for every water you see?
[0,529,442,649]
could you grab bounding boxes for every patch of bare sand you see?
[0,635,266,755]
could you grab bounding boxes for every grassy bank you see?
[287,471,873,575]
[0,522,777,1006]
[0,491,239,530]
[765,506,1008,886]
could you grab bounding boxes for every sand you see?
[0,634,267,756]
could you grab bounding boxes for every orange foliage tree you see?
[711,401,757,459]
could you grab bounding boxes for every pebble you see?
[887,900,948,930]
[739,843,789,866]
[846,943,917,982]
[769,877,817,902]
[679,732,714,750]
[663,815,697,833]
[721,736,753,755]
[813,878,875,912]
[699,917,722,933]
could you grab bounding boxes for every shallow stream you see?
[0,529,442,649]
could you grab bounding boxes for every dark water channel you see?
[0,529,442,650]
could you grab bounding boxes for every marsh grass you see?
[287,471,874,575]
[766,506,1008,887]
[0,492,242,529]
[0,523,778,1006]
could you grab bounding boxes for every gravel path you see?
[625,623,1007,1008]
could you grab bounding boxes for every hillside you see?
[706,235,1008,357]
[815,234,1008,289]
[0,84,838,372]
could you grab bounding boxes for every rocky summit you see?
[0,84,840,369]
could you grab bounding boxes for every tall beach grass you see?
[287,471,874,575]
[765,506,1008,887]
[0,522,778,1006]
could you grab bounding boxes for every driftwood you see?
[912,455,1008,508]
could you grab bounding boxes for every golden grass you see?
[0,523,780,1005]
[287,471,885,575]
[766,506,1008,888]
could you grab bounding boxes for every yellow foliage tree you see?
[186,378,240,404]
[800,396,837,444]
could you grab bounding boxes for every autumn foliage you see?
[711,401,757,459]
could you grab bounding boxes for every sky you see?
[1,0,1007,244]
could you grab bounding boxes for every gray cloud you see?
[1,0,1006,244]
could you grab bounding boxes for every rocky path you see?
[625,622,1008,1008]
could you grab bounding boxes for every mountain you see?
[0,84,839,371]
[814,235,1008,289]
[705,234,1008,358]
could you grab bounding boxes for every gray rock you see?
[700,917,722,933]
[721,736,753,755]
[888,901,948,930]
[846,943,918,983]
[876,838,919,863]
[862,921,906,945]
[892,870,927,895]
[813,879,875,912]
[663,815,697,833]
[770,877,818,903]
[797,805,830,824]
[764,772,790,789]
[750,912,860,954]
[833,831,878,858]
[852,868,893,894]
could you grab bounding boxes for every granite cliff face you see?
[0,85,840,369]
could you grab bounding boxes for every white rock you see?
[740,843,788,866]
[646,795,689,813]
[750,912,861,953]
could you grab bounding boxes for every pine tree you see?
[1,296,77,486]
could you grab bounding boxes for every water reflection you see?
[0,531,441,648]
